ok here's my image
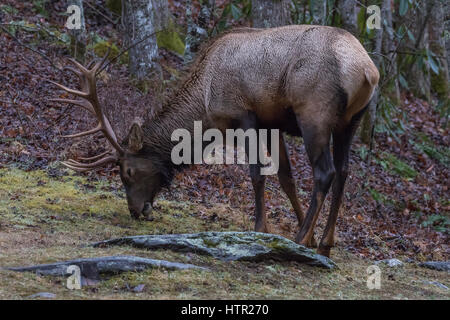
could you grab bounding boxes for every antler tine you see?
[92,48,111,74]
[87,59,97,69]
[61,162,91,173]
[63,66,82,78]
[79,150,112,162]
[62,155,117,169]
[49,98,95,114]
[47,80,89,98]
[50,54,124,174]
[67,58,90,75]
[62,124,102,139]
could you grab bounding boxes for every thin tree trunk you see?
[322,0,328,25]
[446,1,450,70]
[338,0,357,36]
[382,0,400,103]
[184,0,214,62]
[67,0,86,63]
[360,0,385,145]
[123,0,162,80]
[251,0,292,28]
[398,0,432,101]
[428,0,449,100]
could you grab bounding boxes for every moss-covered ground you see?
[0,167,448,299]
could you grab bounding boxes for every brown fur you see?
[118,25,379,256]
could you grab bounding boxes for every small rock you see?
[27,292,56,299]
[419,261,450,272]
[423,281,449,290]
[375,258,403,267]
[133,284,145,293]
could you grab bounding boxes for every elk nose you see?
[143,202,151,213]
[142,202,154,221]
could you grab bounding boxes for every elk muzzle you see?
[128,202,154,221]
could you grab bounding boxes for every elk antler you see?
[49,54,124,172]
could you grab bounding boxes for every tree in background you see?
[428,0,449,101]
[251,0,292,28]
[360,0,386,145]
[397,0,433,101]
[338,0,357,36]
[185,0,215,62]
[123,0,168,81]
[381,0,400,104]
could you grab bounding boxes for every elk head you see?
[50,56,165,220]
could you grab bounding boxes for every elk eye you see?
[127,168,133,177]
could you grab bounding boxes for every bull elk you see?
[50,26,379,257]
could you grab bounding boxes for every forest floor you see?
[0,1,449,299]
[0,167,448,299]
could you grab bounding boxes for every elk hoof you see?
[317,245,331,258]
[295,233,317,248]
[255,223,270,233]
[309,236,318,248]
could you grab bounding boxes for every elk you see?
[51,25,379,257]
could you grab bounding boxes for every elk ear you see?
[128,122,144,153]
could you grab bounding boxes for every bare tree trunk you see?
[67,0,86,63]
[322,0,328,25]
[399,0,432,101]
[251,0,292,28]
[338,0,357,36]
[382,0,400,103]
[446,1,450,70]
[360,0,385,145]
[428,0,449,100]
[184,0,214,62]
[123,0,162,80]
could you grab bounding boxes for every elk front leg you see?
[294,122,335,248]
[250,163,269,233]
[241,111,269,233]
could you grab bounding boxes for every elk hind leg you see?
[294,120,335,248]
[318,108,366,257]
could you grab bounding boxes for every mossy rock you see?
[92,231,337,269]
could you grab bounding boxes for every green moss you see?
[1,167,449,299]
[157,23,185,56]
[92,40,128,64]
[411,133,450,167]
[430,67,449,100]
[0,167,241,238]
[202,238,219,248]
[265,239,288,251]
[106,0,122,15]
[377,152,418,180]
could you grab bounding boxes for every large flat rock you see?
[92,231,336,269]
